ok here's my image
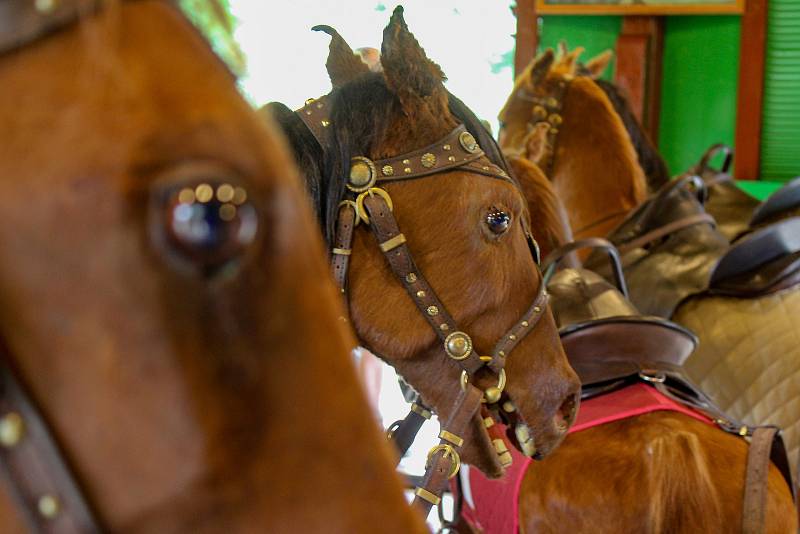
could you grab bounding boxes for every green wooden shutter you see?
[760,0,800,182]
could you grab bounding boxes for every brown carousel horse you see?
[266,7,581,513]
[452,169,797,533]
[0,1,428,532]
[498,47,647,240]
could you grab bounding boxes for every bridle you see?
[297,94,551,516]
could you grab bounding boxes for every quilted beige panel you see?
[675,287,800,471]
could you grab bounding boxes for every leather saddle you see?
[585,175,728,317]
[689,144,800,240]
[543,239,797,499]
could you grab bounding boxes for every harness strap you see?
[362,193,486,376]
[617,213,716,255]
[0,345,102,533]
[386,402,432,462]
[743,427,779,534]
[331,201,357,294]
[410,385,483,517]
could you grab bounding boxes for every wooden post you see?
[514,0,539,77]
[614,16,664,144]
[734,0,768,180]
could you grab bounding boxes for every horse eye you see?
[485,207,511,235]
[150,167,258,276]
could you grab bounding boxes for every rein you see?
[296,95,550,516]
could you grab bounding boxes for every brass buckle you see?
[355,187,393,225]
[426,444,461,479]
[460,369,506,404]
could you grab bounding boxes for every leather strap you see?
[515,81,570,177]
[410,385,482,517]
[617,213,716,255]
[742,426,779,534]
[387,403,432,461]
[0,347,102,533]
[296,95,333,150]
[362,193,485,376]
[331,202,357,294]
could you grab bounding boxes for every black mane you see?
[267,73,512,245]
[593,79,670,192]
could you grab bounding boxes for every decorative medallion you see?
[382,165,395,177]
[347,156,377,192]
[421,152,437,168]
[427,305,439,316]
[459,131,480,154]
[444,331,473,361]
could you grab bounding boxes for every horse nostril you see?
[557,393,579,429]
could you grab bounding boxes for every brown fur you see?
[313,25,370,88]
[276,7,581,479]
[518,412,797,533]
[499,48,647,239]
[506,155,573,258]
[0,2,426,532]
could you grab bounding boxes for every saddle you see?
[690,144,800,240]
[588,172,800,475]
[543,240,796,521]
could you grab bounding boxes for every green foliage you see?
[179,0,246,76]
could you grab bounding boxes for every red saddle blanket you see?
[458,382,712,534]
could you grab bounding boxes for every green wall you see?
[658,16,740,175]
[539,15,741,177]
[539,16,622,82]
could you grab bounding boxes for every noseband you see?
[297,95,550,516]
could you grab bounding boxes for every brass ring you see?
[337,200,360,226]
[355,187,393,225]
[460,369,507,404]
[427,444,461,479]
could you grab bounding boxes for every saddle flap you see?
[750,176,800,227]
[561,319,697,386]
[710,217,800,291]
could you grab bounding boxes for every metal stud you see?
[316,102,324,109]
[482,166,489,171]
[448,156,456,162]
[0,413,24,447]
[546,97,559,108]
[321,119,330,127]
[498,351,505,357]
[443,144,451,151]
[416,290,426,298]
[382,165,394,177]
[459,131,480,153]
[402,159,411,165]
[444,331,473,360]
[305,97,316,105]
[37,495,60,519]
[405,273,417,283]
[548,113,563,126]
[440,323,449,331]
[533,306,541,313]
[305,109,313,115]
[509,334,516,341]
[404,168,412,174]
[421,153,437,168]
[427,305,439,316]
[533,105,547,119]
[521,321,529,327]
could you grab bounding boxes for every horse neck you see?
[550,77,647,239]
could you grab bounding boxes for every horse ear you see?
[312,25,370,88]
[380,6,447,111]
[557,40,569,60]
[561,47,585,72]
[526,49,555,87]
[584,50,613,79]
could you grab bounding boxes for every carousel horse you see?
[589,173,800,474]
[0,1,428,532]
[453,175,796,533]
[498,47,648,240]
[266,7,581,513]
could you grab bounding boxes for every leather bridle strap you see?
[410,385,483,517]
[742,426,780,534]
[0,346,102,533]
[331,201,358,295]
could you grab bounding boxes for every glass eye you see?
[485,207,511,235]
[151,170,258,276]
